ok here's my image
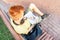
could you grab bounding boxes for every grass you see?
[0,17,15,40]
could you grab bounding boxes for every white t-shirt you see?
[10,18,30,34]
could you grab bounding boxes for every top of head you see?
[9,5,24,17]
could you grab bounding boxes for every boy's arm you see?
[29,3,44,16]
[26,25,35,34]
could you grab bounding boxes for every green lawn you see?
[0,17,15,40]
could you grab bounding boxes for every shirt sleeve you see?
[24,7,33,15]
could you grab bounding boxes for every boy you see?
[9,3,48,40]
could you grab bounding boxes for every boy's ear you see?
[9,14,13,18]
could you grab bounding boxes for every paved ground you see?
[39,12,60,40]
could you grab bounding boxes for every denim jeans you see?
[21,24,42,40]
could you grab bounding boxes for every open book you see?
[24,11,42,24]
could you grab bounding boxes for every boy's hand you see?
[41,14,49,19]
[26,25,35,34]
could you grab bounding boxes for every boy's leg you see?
[21,24,42,40]
[29,3,44,16]
[27,24,42,40]
[31,24,42,40]
[21,29,37,40]
[35,24,42,37]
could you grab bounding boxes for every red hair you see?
[9,5,24,17]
